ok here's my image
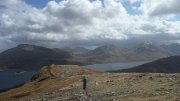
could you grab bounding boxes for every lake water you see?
[0,69,36,91]
[85,61,149,72]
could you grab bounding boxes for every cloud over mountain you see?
[0,0,180,52]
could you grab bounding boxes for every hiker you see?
[82,76,87,90]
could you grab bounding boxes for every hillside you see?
[118,56,180,73]
[0,65,179,101]
[0,44,83,70]
[161,43,180,55]
[87,43,170,63]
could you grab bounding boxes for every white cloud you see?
[1,14,14,27]
[139,0,180,16]
[0,0,180,51]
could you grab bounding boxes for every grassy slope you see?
[0,65,179,101]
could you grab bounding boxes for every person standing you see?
[82,76,87,90]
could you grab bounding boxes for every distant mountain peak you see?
[0,44,79,70]
[17,44,36,48]
[161,43,180,55]
[17,44,36,51]
[16,44,52,52]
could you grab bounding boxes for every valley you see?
[0,43,179,70]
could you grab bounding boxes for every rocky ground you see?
[0,65,179,101]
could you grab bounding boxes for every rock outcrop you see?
[31,65,95,81]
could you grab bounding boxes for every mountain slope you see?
[118,56,180,73]
[86,43,170,63]
[131,42,170,60]
[161,43,180,55]
[0,44,80,70]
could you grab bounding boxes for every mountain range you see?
[86,43,171,63]
[0,42,180,70]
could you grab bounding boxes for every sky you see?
[0,0,180,52]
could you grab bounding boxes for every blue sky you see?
[122,1,141,15]
[24,0,57,8]
[24,0,142,15]
[24,0,76,8]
